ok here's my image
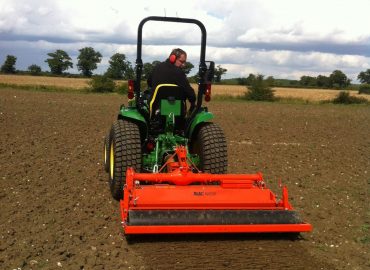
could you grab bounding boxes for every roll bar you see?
[134,16,210,119]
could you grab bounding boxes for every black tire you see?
[109,120,142,200]
[190,122,228,174]
[103,131,111,173]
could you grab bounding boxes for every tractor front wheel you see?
[109,120,142,200]
[190,122,228,174]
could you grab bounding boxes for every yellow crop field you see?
[0,74,90,89]
[197,84,370,101]
[1,74,369,101]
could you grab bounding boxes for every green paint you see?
[160,99,181,116]
[188,111,214,138]
[119,107,146,123]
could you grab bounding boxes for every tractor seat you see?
[149,84,186,134]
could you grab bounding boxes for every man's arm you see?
[185,84,196,112]
[177,71,196,104]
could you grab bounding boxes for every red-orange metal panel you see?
[129,185,280,209]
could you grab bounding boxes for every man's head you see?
[169,48,187,68]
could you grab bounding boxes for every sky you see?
[0,0,369,82]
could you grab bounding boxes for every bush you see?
[28,64,42,76]
[243,75,275,101]
[332,91,368,104]
[115,81,128,94]
[358,84,370,95]
[88,75,115,92]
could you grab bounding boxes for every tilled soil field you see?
[0,88,369,270]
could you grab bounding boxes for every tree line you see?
[2,49,370,88]
[0,48,130,79]
[0,49,228,81]
[235,69,370,89]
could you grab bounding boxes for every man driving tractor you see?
[147,48,196,113]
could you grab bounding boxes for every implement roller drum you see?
[128,209,304,226]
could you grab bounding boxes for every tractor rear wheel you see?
[191,122,228,174]
[103,131,110,173]
[109,120,142,200]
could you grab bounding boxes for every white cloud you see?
[0,0,369,81]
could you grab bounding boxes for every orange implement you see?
[120,147,312,235]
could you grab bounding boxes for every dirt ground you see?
[0,88,369,270]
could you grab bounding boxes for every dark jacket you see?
[147,60,196,107]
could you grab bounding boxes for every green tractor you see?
[104,16,227,200]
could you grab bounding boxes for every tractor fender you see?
[188,111,214,139]
[118,107,148,141]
